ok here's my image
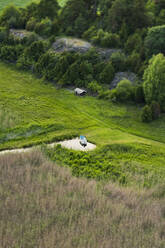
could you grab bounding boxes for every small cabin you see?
[74,88,87,96]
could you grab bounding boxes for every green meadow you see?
[0,62,165,186]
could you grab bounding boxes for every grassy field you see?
[0,62,165,149]
[0,150,165,248]
[0,62,165,186]
[0,0,66,11]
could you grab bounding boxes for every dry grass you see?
[0,150,165,248]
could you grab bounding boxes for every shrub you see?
[22,33,39,46]
[35,18,52,37]
[0,27,8,42]
[144,25,165,58]
[115,79,134,102]
[126,52,141,73]
[16,54,33,70]
[111,52,126,72]
[87,81,102,95]
[24,40,47,62]
[124,33,143,54]
[101,32,121,48]
[35,52,59,79]
[99,62,115,84]
[26,17,37,31]
[82,25,97,40]
[0,5,22,28]
[141,105,153,123]
[92,29,120,48]
[0,45,23,62]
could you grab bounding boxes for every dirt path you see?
[0,138,96,155]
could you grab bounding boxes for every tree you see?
[144,25,165,57]
[99,62,115,84]
[0,5,21,28]
[108,0,149,34]
[143,53,165,111]
[37,0,59,20]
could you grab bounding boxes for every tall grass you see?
[0,150,165,248]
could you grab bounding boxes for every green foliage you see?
[111,52,126,72]
[92,29,120,48]
[126,52,142,73]
[151,101,161,120]
[26,17,37,31]
[0,44,23,62]
[24,40,47,62]
[99,62,115,84]
[156,9,165,25]
[134,84,145,103]
[0,27,8,42]
[37,0,59,20]
[115,79,134,102]
[82,25,97,40]
[107,0,149,34]
[143,53,165,111]
[141,104,152,123]
[87,81,102,95]
[144,25,165,58]
[45,142,165,187]
[0,5,22,28]
[35,18,52,37]
[125,33,143,54]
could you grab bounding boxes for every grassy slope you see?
[0,151,165,248]
[0,62,165,186]
[0,62,165,150]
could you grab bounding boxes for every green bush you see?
[35,18,52,37]
[143,53,165,111]
[101,32,121,48]
[111,52,126,72]
[124,33,143,54]
[115,79,134,102]
[99,62,115,84]
[91,29,120,48]
[26,17,37,31]
[16,54,33,70]
[0,5,22,28]
[126,52,141,73]
[141,105,153,123]
[0,45,23,62]
[82,25,97,40]
[87,81,102,95]
[35,51,59,80]
[0,27,8,42]
[144,25,165,58]
[24,40,47,62]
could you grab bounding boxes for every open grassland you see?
[0,62,165,186]
[0,62,165,150]
[0,0,66,11]
[0,151,165,248]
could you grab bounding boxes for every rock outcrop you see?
[110,72,137,89]
[52,38,92,53]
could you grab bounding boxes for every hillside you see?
[0,0,165,247]
[0,150,165,248]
